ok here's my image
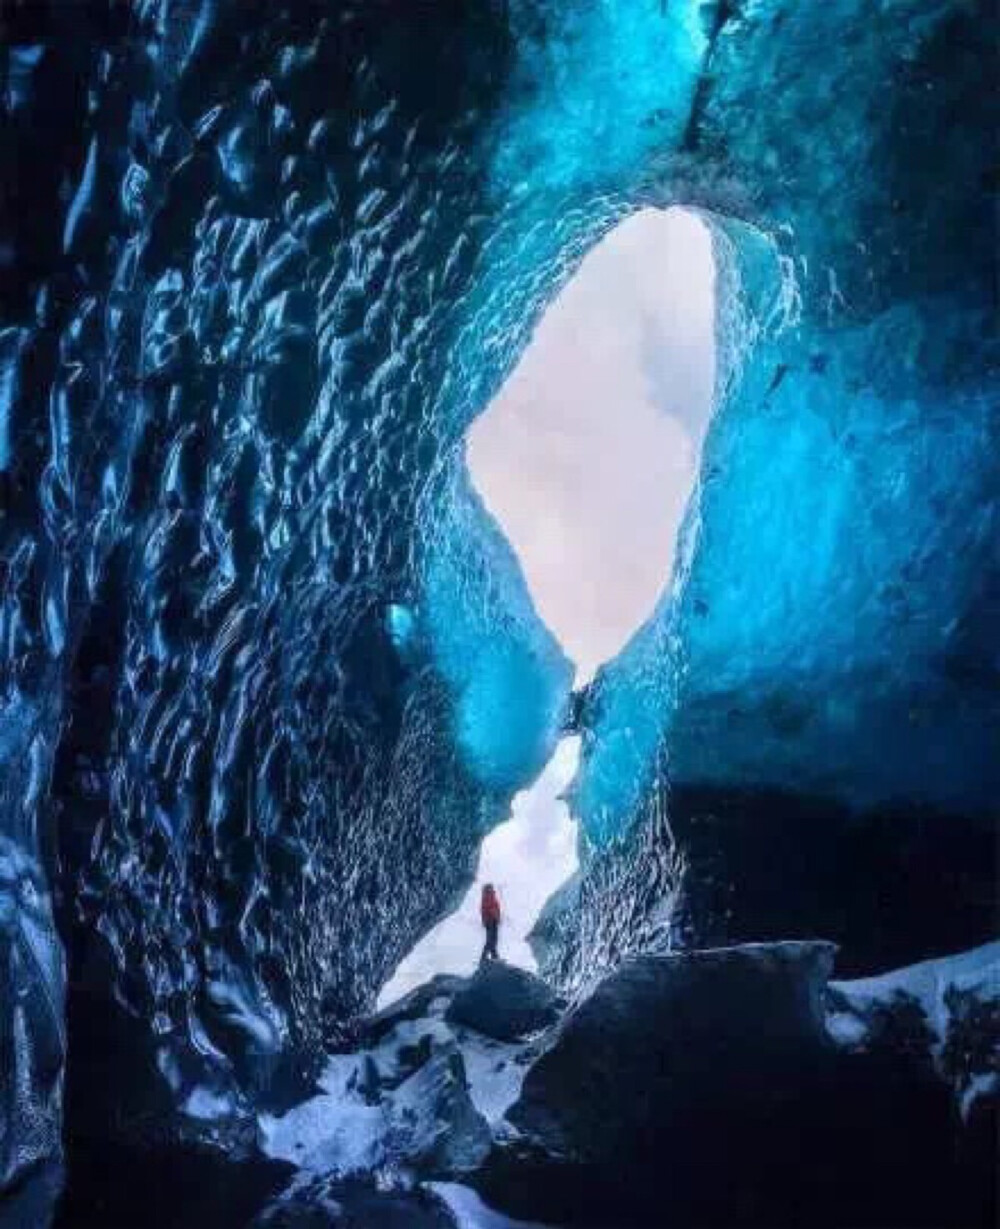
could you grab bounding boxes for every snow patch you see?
[828,941,999,1051]
[260,1093,385,1176]
[451,1028,535,1124]
[827,941,1000,1119]
[259,985,536,1178]
[430,1182,557,1229]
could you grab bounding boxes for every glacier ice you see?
[0,0,996,1199]
[420,464,571,794]
[0,834,64,1190]
[539,2,999,988]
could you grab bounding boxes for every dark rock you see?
[352,974,466,1051]
[357,1055,382,1106]
[479,941,987,1228]
[389,1043,492,1177]
[445,963,561,1042]
[386,1034,436,1089]
[251,1177,458,1228]
[52,1139,293,1229]
[507,942,837,1161]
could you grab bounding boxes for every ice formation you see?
[0,0,995,1199]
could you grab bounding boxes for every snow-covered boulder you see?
[261,1029,491,1184]
[354,975,468,1050]
[261,945,997,1226]
[260,974,544,1191]
[479,941,992,1227]
[827,941,1000,1120]
[387,1042,493,1176]
[445,963,561,1043]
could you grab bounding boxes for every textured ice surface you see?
[421,466,571,793]
[1,0,996,1175]
[1,0,554,1158]
[543,0,998,987]
[0,836,65,1188]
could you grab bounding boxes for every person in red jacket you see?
[480,883,501,965]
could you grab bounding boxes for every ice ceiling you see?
[0,0,996,1189]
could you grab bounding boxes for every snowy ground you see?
[430,1183,556,1229]
[258,979,553,1226]
[260,988,538,1173]
[259,941,998,1226]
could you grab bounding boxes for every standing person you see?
[480,883,501,964]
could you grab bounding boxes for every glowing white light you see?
[380,208,715,1002]
[467,206,715,683]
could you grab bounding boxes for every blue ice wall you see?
[490,0,712,196]
[669,280,998,815]
[551,0,998,987]
[420,464,571,794]
[0,0,995,1181]
[1,0,528,1170]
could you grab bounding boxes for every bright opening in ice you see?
[379,738,582,1006]
[468,206,716,686]
[379,208,716,1007]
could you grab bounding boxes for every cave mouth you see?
[380,206,716,1006]
[467,206,717,688]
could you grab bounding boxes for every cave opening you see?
[3,1,996,1221]
[380,206,716,1006]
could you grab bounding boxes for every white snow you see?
[824,1011,869,1048]
[180,1086,235,1121]
[451,1027,536,1124]
[828,940,1000,1051]
[430,1182,557,1229]
[258,990,536,1176]
[259,1090,385,1175]
[260,1045,391,1174]
[378,738,580,1008]
[826,941,1000,1119]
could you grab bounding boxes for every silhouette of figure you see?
[480,883,501,964]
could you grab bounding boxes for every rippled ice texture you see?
[0,0,996,1182]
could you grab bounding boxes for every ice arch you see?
[381,208,716,1003]
[0,0,994,1189]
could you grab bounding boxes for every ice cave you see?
[0,2,997,1227]
[380,205,715,1006]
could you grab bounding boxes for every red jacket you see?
[481,887,501,925]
